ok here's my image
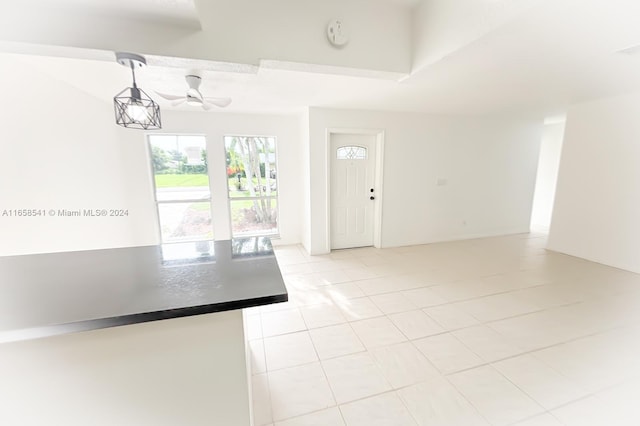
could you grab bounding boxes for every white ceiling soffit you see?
[0,41,259,75]
[147,55,258,74]
[259,60,408,81]
[0,42,117,63]
[19,0,201,29]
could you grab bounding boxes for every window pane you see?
[149,135,210,202]
[224,136,277,198]
[230,198,278,236]
[337,146,367,160]
[158,202,213,243]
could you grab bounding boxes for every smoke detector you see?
[327,19,349,47]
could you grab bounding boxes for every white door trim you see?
[326,128,385,251]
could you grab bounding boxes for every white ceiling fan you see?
[155,75,232,110]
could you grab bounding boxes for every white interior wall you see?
[0,56,157,256]
[158,109,303,245]
[307,107,542,254]
[530,121,565,230]
[0,57,302,256]
[548,93,640,273]
[300,109,312,253]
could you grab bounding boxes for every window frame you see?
[223,134,280,238]
[146,133,214,244]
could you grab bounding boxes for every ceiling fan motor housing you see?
[154,73,231,109]
[185,75,203,99]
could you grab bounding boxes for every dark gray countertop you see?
[0,237,287,343]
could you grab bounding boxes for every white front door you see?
[330,133,376,250]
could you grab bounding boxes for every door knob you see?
[370,196,375,200]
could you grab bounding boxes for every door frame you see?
[325,128,385,251]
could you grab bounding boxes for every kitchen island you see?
[0,237,287,426]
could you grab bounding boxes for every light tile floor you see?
[247,232,640,426]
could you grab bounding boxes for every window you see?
[148,135,213,243]
[336,146,367,160]
[224,136,278,237]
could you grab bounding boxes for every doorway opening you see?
[530,119,565,233]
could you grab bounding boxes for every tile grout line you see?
[271,238,640,425]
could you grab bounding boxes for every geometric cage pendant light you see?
[113,52,162,130]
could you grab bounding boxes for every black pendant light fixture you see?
[113,52,161,130]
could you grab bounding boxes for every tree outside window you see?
[224,136,278,237]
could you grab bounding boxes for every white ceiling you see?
[400,0,640,115]
[19,0,200,27]
[8,0,640,117]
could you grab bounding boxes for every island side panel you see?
[0,310,251,426]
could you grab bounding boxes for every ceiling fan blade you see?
[203,97,232,108]
[201,102,213,111]
[155,91,185,101]
[172,98,187,106]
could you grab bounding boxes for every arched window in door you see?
[336,146,367,160]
